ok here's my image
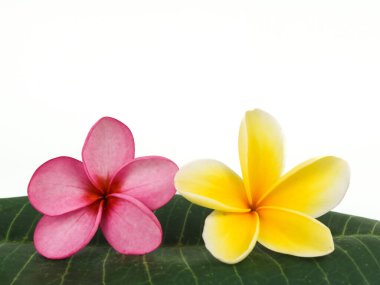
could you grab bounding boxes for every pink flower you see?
[28,117,178,259]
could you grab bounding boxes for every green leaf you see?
[0,195,379,285]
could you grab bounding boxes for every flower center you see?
[100,194,110,209]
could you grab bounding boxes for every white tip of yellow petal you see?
[257,207,334,257]
[174,160,250,212]
[203,211,260,264]
[239,109,284,205]
[257,156,350,218]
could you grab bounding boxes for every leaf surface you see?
[0,196,379,284]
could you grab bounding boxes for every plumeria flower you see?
[28,117,178,259]
[175,109,350,264]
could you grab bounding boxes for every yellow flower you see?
[174,109,350,264]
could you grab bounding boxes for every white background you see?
[1,0,379,219]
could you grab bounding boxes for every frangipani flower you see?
[175,109,350,264]
[28,117,178,259]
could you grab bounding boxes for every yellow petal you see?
[239,109,284,206]
[174,160,250,212]
[257,156,350,218]
[257,206,334,257]
[203,210,259,264]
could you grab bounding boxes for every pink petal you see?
[28,156,100,216]
[101,194,162,255]
[109,156,178,210]
[34,201,103,259]
[82,117,135,191]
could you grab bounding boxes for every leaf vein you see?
[102,247,112,285]
[5,202,29,241]
[59,256,73,285]
[178,203,193,246]
[142,255,154,285]
[1,244,23,266]
[370,221,380,234]
[10,251,37,285]
[312,258,332,285]
[22,215,40,241]
[232,264,244,285]
[352,236,380,271]
[341,216,353,235]
[179,247,199,285]
[261,251,290,285]
[335,244,370,285]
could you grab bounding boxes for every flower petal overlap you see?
[28,117,178,259]
[175,109,349,264]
